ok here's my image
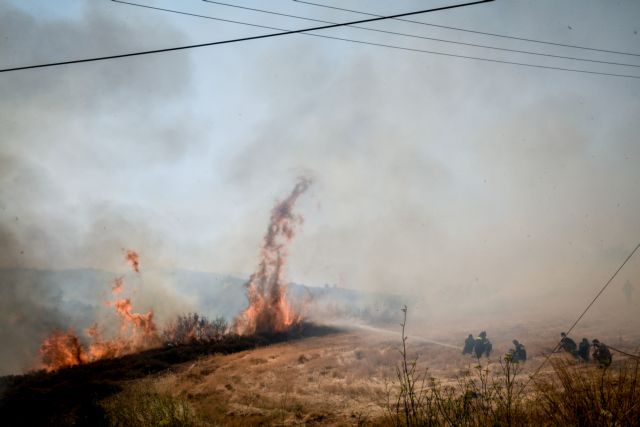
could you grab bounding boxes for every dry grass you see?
[381,311,640,427]
[150,331,394,425]
[101,319,640,426]
[101,383,203,427]
[533,358,640,425]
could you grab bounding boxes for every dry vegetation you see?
[2,317,639,426]
[104,320,639,426]
[147,331,391,425]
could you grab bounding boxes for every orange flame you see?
[38,252,159,372]
[125,250,140,273]
[234,177,311,335]
[39,330,88,372]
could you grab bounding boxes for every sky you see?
[1,0,639,325]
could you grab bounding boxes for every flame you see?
[125,249,140,273]
[39,330,88,372]
[234,177,311,335]
[124,249,140,273]
[38,253,159,372]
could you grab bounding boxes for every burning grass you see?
[38,263,160,372]
[4,323,639,426]
[0,323,340,426]
[36,179,313,373]
[234,177,311,335]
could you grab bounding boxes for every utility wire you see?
[608,345,640,360]
[519,242,640,396]
[294,0,640,58]
[203,0,640,69]
[106,1,640,80]
[0,0,492,73]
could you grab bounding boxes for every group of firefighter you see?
[559,332,612,367]
[462,331,613,367]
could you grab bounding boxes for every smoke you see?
[0,270,71,374]
[0,1,199,269]
[36,255,163,372]
[222,38,640,329]
[2,0,639,371]
[0,1,198,374]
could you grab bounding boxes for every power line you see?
[202,0,640,69]
[108,1,640,80]
[608,345,640,360]
[519,242,640,396]
[0,0,493,73]
[294,0,640,58]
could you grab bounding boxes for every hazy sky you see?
[1,0,639,318]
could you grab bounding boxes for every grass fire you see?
[2,1,640,425]
[234,177,311,335]
[36,177,314,373]
[2,178,638,426]
[38,252,160,372]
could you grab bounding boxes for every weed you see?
[386,307,640,426]
[101,385,203,427]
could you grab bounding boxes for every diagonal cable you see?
[203,0,640,68]
[104,1,640,80]
[0,0,493,73]
[294,0,640,58]
[519,242,640,397]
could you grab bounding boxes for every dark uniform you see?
[592,339,612,367]
[463,334,475,355]
[474,331,492,358]
[560,332,577,356]
[578,338,590,361]
[509,339,527,362]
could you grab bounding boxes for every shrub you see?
[162,313,228,346]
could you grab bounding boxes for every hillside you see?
[0,268,404,376]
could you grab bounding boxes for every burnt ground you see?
[0,323,341,427]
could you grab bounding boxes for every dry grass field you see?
[106,320,639,426]
[3,314,638,426]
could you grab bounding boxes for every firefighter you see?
[592,339,612,368]
[474,331,492,358]
[463,334,475,355]
[560,332,578,356]
[509,339,527,362]
[578,338,590,361]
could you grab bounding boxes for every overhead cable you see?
[202,0,640,69]
[108,1,640,80]
[0,0,493,73]
[294,0,640,58]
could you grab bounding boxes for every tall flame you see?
[234,177,311,335]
